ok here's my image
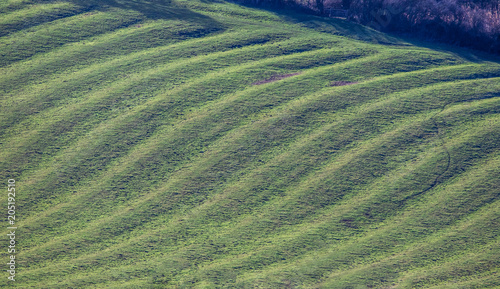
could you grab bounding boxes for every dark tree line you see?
[237,0,500,54]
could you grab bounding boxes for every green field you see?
[1,0,499,288]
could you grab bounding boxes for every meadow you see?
[0,0,499,288]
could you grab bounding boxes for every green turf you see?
[0,0,499,288]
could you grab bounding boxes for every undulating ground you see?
[0,0,499,288]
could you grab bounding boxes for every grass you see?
[0,0,499,288]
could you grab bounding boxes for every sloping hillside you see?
[0,0,499,288]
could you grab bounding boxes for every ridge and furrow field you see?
[0,0,499,288]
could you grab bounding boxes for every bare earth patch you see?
[252,73,300,85]
[330,81,358,86]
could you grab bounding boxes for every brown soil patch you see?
[252,73,300,85]
[330,81,358,86]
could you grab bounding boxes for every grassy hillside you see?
[1,0,499,288]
